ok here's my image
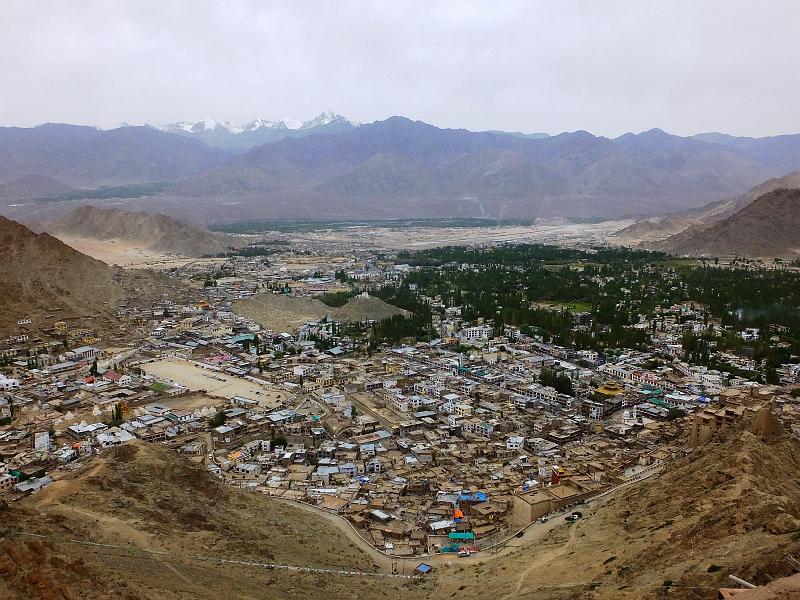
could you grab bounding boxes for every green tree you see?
[765,366,779,385]
[209,411,227,428]
[110,403,123,426]
[667,407,687,421]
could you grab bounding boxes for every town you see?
[2,239,799,562]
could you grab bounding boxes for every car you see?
[565,515,578,522]
[539,516,549,523]
[458,550,470,558]
[571,511,583,519]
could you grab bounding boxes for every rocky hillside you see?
[0,216,176,334]
[652,188,800,257]
[48,205,236,257]
[0,442,428,600]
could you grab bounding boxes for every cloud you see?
[1,0,797,136]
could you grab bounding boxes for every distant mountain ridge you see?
[0,123,227,191]
[152,111,362,152]
[166,118,778,220]
[156,110,361,134]
[5,117,800,222]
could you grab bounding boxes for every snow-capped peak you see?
[201,116,219,130]
[301,110,359,129]
[241,118,277,131]
[153,112,360,135]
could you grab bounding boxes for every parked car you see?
[539,516,549,523]
[572,511,583,519]
[565,515,578,522]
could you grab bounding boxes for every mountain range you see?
[0,123,226,190]
[4,115,800,223]
[154,110,362,152]
[162,119,793,221]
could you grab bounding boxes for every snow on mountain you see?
[279,118,303,130]
[300,110,359,129]
[153,112,359,135]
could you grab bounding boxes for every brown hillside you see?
[618,171,800,247]
[644,172,800,252]
[3,430,798,599]
[0,216,177,335]
[48,205,236,257]
[654,188,800,257]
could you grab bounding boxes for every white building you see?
[460,325,493,342]
[506,436,525,451]
[0,375,20,390]
[96,427,136,448]
[72,346,100,360]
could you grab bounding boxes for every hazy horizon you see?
[3,1,799,138]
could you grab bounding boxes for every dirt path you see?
[274,499,395,572]
[38,460,107,505]
[500,520,580,600]
[49,503,158,549]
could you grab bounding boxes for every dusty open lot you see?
[52,234,229,269]
[142,357,288,407]
[151,392,226,412]
[297,219,632,250]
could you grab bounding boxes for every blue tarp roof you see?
[458,491,488,502]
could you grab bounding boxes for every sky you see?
[2,0,798,137]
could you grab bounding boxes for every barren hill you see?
[612,214,700,244]
[0,216,176,334]
[232,292,409,332]
[621,171,800,247]
[1,442,426,600]
[653,188,800,257]
[48,205,235,257]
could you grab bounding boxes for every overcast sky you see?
[2,1,798,137]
